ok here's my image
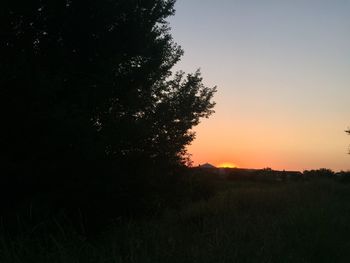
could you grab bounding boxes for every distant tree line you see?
[1,0,216,227]
[220,168,350,182]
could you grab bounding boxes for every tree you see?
[1,0,216,215]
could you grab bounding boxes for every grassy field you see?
[2,178,350,263]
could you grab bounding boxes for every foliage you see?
[335,170,350,183]
[303,168,334,177]
[1,0,216,220]
[1,0,216,165]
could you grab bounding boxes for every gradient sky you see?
[168,0,350,171]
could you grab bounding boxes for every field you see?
[2,178,350,263]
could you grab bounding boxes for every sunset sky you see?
[169,0,350,171]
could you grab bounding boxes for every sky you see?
[168,0,350,171]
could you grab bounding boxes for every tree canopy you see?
[1,0,216,197]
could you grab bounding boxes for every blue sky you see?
[168,0,350,170]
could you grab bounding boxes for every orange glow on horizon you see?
[217,162,238,168]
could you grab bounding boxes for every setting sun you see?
[217,162,238,168]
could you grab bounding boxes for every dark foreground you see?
[2,178,350,263]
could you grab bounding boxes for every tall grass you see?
[1,179,350,262]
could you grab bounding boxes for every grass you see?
[2,179,350,262]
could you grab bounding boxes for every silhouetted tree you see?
[1,0,216,219]
[303,168,334,177]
